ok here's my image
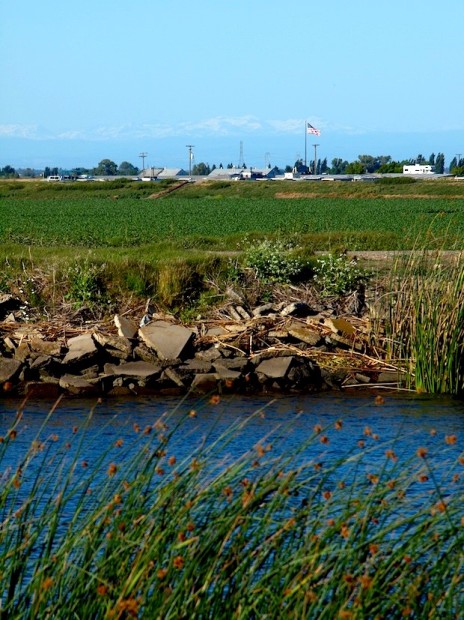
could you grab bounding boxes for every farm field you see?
[1,178,464,254]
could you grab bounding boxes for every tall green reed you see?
[384,248,464,394]
[0,396,462,618]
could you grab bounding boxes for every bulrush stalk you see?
[0,398,462,618]
[385,246,464,395]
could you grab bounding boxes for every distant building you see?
[157,168,188,179]
[208,166,280,180]
[140,167,163,180]
[208,167,245,180]
[403,164,435,174]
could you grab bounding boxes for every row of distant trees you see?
[2,153,464,179]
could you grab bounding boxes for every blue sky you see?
[2,0,464,170]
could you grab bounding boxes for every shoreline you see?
[1,297,406,399]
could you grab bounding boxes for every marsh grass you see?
[0,397,462,618]
[384,247,464,394]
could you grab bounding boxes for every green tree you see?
[118,161,139,176]
[94,159,118,176]
[192,162,211,176]
[345,161,365,174]
[377,161,403,173]
[434,153,445,174]
[71,167,91,177]
[0,165,17,178]
[330,158,348,174]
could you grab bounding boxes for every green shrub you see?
[65,260,107,309]
[313,253,368,295]
[243,237,308,283]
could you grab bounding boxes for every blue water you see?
[1,392,463,481]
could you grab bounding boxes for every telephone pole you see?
[139,152,148,173]
[313,144,319,175]
[186,145,195,177]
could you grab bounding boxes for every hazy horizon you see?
[2,1,464,171]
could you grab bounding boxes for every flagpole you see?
[304,120,307,170]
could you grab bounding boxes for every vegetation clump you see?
[0,399,462,618]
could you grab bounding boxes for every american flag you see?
[307,123,321,136]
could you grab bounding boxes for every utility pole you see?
[456,153,462,166]
[313,144,319,175]
[139,152,148,173]
[186,145,195,177]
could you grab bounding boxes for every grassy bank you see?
[0,399,463,618]
[1,178,464,253]
[1,178,464,395]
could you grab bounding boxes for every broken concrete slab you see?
[195,346,222,362]
[0,358,23,384]
[162,367,185,388]
[30,338,63,357]
[93,332,133,360]
[59,374,99,396]
[114,314,138,339]
[255,356,294,379]
[62,333,98,365]
[191,373,219,393]
[288,325,322,346]
[213,364,242,381]
[139,321,194,361]
[106,360,162,380]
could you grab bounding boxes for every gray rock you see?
[14,343,31,363]
[252,303,278,317]
[0,358,22,383]
[139,321,194,361]
[62,333,98,365]
[376,370,406,385]
[288,325,322,346]
[162,367,185,387]
[255,356,293,379]
[205,326,229,337]
[191,373,219,393]
[3,337,16,351]
[30,338,63,357]
[59,374,99,396]
[29,355,54,370]
[106,360,162,380]
[195,346,222,361]
[93,332,132,360]
[287,360,322,390]
[213,364,242,381]
[213,357,249,371]
[133,343,160,364]
[114,314,138,339]
[179,359,213,373]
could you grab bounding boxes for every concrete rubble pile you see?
[0,294,405,398]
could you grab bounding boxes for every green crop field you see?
[1,178,464,252]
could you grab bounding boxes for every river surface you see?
[1,392,463,475]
